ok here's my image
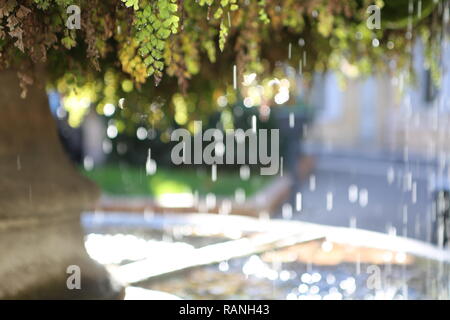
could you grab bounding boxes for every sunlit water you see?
[82,213,450,300]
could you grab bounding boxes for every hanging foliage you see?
[0,0,446,130]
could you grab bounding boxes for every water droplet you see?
[206,193,216,210]
[83,156,94,171]
[282,203,293,219]
[296,192,302,211]
[372,38,380,47]
[107,125,118,139]
[235,188,246,203]
[348,184,358,203]
[233,65,237,90]
[103,103,115,116]
[309,175,316,191]
[326,192,333,211]
[136,127,148,140]
[145,149,157,175]
[219,261,229,272]
[387,167,395,184]
[102,139,112,154]
[240,165,250,180]
[118,98,125,109]
[359,189,369,207]
[211,164,217,182]
[289,112,295,128]
[321,241,333,252]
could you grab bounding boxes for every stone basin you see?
[82,212,450,300]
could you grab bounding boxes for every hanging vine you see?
[0,0,445,131]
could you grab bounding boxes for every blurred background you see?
[48,39,450,300]
[3,0,450,301]
[54,39,450,244]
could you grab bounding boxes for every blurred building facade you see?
[304,41,450,162]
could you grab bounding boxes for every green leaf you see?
[154,60,164,70]
[219,20,228,52]
[121,0,139,11]
[62,36,76,49]
[144,55,154,65]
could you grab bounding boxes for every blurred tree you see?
[0,0,445,131]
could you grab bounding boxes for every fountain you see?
[0,70,122,299]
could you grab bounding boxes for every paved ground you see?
[276,153,437,243]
